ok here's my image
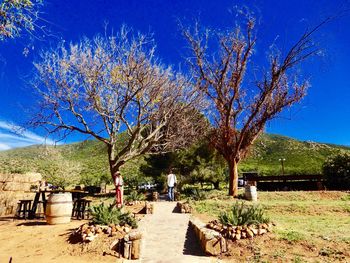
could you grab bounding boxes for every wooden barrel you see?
[46,193,73,224]
[245,185,257,201]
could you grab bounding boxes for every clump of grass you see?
[341,194,350,201]
[193,200,227,216]
[219,201,270,226]
[272,249,286,260]
[293,255,304,263]
[206,189,235,200]
[89,203,137,228]
[278,230,304,243]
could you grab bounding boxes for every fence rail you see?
[243,174,325,182]
[242,174,325,191]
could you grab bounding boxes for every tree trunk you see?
[228,159,239,197]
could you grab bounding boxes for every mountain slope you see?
[240,134,349,175]
[0,134,349,178]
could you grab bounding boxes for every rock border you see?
[189,218,227,256]
[176,201,192,213]
[206,220,273,241]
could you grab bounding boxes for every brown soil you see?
[218,233,350,263]
[0,202,148,263]
[0,218,121,263]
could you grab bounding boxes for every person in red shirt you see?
[114,171,123,208]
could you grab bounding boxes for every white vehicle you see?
[138,182,156,190]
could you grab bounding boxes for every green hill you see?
[240,134,350,175]
[0,134,349,183]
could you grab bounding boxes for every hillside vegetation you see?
[241,134,350,175]
[0,134,349,184]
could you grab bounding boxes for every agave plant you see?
[219,201,270,226]
[89,203,137,228]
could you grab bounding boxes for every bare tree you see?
[31,26,206,202]
[184,13,326,196]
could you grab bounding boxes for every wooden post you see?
[124,241,132,259]
[131,239,141,259]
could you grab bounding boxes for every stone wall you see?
[189,218,227,256]
[0,173,42,216]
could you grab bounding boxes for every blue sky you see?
[0,0,349,150]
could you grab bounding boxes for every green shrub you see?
[219,201,269,226]
[125,190,146,202]
[118,211,138,229]
[181,187,206,201]
[323,153,350,190]
[89,203,121,225]
[89,203,138,228]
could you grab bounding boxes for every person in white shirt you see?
[167,169,177,201]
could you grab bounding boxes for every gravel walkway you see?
[138,201,219,263]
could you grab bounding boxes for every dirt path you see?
[138,201,219,263]
[0,201,221,263]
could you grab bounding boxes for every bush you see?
[80,172,110,187]
[323,153,350,190]
[181,186,206,201]
[125,190,146,202]
[219,201,270,226]
[118,212,138,229]
[89,203,137,228]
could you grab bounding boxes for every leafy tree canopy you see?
[323,153,350,190]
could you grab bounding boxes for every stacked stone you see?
[75,223,141,259]
[206,220,273,241]
[125,200,143,206]
[174,191,181,201]
[75,223,131,242]
[152,191,159,201]
[176,201,192,213]
[0,173,41,216]
[145,201,153,214]
[190,218,227,256]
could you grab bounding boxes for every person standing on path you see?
[114,171,123,208]
[167,169,177,201]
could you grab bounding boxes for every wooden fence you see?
[243,173,325,191]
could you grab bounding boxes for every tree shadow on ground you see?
[0,216,14,222]
[182,223,207,257]
[158,193,169,202]
[16,221,47,226]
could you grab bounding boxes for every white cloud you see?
[0,143,11,150]
[0,120,57,151]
